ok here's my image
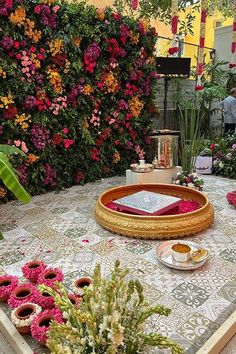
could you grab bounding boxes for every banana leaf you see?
[0,144,26,156]
[0,152,31,204]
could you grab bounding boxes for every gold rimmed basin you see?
[94,184,214,239]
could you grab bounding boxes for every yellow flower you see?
[146,56,155,65]
[47,68,63,94]
[15,113,31,130]
[0,67,7,79]
[0,93,14,109]
[128,96,144,118]
[139,18,150,33]
[9,6,26,26]
[49,39,64,56]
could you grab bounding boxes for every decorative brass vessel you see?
[95,184,214,239]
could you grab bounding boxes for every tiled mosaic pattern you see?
[0,175,236,353]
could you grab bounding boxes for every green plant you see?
[0,145,31,239]
[178,102,204,174]
[40,261,184,354]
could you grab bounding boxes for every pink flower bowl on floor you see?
[0,275,18,302]
[226,191,236,207]
[22,260,47,284]
[8,283,41,309]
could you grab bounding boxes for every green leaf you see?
[0,152,31,204]
[0,144,26,157]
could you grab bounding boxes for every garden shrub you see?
[0,0,158,197]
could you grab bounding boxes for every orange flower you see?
[72,37,81,48]
[129,31,139,44]
[27,154,39,165]
[15,113,31,130]
[83,85,94,95]
[0,187,6,198]
[128,96,144,118]
[48,39,64,56]
[104,72,119,93]
[9,6,26,26]
[96,8,105,20]
[113,151,120,164]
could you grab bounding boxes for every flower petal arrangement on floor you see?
[0,0,158,199]
[0,258,183,353]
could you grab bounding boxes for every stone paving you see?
[0,175,236,354]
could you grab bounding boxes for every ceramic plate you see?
[156,240,210,270]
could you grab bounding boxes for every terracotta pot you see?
[14,287,33,301]
[74,277,92,296]
[37,314,56,346]
[40,292,54,309]
[15,303,36,334]
[68,293,80,308]
[0,279,12,302]
[43,270,58,281]
[25,261,43,283]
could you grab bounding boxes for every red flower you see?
[168,47,179,55]
[112,13,121,21]
[75,171,85,184]
[90,147,100,161]
[229,63,236,68]
[195,85,204,91]
[210,144,216,151]
[3,105,17,119]
[63,139,74,149]
[62,127,69,134]
[13,41,20,49]
[52,134,63,146]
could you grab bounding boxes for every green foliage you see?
[39,261,184,354]
[200,134,236,178]
[0,149,31,204]
[178,101,204,174]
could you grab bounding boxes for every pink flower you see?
[21,141,28,153]
[0,275,18,301]
[62,127,69,134]
[53,5,60,13]
[14,140,21,147]
[34,5,41,14]
[63,139,74,149]
[232,144,236,150]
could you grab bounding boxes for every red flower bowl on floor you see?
[226,191,236,207]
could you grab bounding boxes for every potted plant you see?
[11,302,42,334]
[39,261,184,353]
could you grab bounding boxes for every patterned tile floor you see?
[0,175,236,354]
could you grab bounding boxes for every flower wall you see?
[0,0,158,196]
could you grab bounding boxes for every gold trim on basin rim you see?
[94,184,214,240]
